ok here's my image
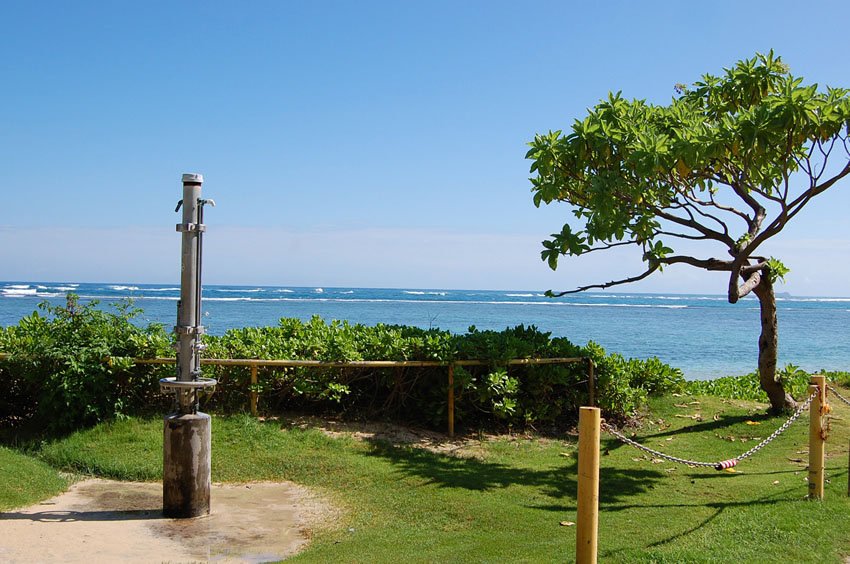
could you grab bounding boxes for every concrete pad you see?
[0,479,327,563]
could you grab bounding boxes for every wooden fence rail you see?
[0,353,593,437]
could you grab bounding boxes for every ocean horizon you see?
[2,281,848,381]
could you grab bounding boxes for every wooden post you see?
[586,358,595,408]
[448,364,455,438]
[808,374,826,500]
[576,406,600,564]
[250,364,259,417]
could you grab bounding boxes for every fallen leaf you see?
[665,437,674,441]
[713,414,720,421]
[689,401,701,405]
[772,480,780,485]
[672,393,683,397]
[745,421,761,426]
[674,404,690,408]
[665,468,676,473]
[651,458,664,464]
[559,452,571,458]
[724,468,738,473]
[560,521,575,527]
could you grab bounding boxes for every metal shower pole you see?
[161,173,217,518]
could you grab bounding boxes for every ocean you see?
[1,281,848,380]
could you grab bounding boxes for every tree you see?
[526,52,850,411]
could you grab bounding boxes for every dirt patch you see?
[283,415,555,458]
[0,479,334,563]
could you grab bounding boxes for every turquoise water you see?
[2,281,848,380]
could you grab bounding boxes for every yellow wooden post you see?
[250,364,259,417]
[576,406,601,564]
[448,364,455,438]
[808,374,826,500]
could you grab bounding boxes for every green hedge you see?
[685,365,850,401]
[0,296,685,433]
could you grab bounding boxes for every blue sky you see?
[1,1,849,295]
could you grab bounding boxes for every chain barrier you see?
[828,384,850,408]
[602,389,818,471]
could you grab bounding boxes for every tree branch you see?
[547,265,660,296]
[717,168,764,220]
[652,207,736,247]
[681,199,733,237]
[741,261,768,275]
[585,240,639,252]
[660,255,733,271]
[688,188,752,225]
[751,160,850,250]
[737,269,762,299]
[657,230,714,241]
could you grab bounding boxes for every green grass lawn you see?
[0,446,68,511]
[5,391,850,562]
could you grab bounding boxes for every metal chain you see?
[602,389,817,470]
[828,384,850,408]
[732,390,816,463]
[602,423,717,467]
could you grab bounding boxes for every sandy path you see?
[0,479,325,563]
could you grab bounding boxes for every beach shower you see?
[159,173,217,518]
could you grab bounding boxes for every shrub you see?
[1,300,686,433]
[0,295,170,432]
[686,365,849,403]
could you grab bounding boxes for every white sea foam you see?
[218,288,263,293]
[339,290,354,294]
[403,291,447,296]
[314,288,324,293]
[505,293,535,297]
[145,287,180,292]
[2,288,37,296]
[110,285,140,291]
[7,284,30,289]
[275,289,295,293]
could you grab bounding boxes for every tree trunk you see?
[752,275,796,412]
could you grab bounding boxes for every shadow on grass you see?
[361,437,665,509]
[629,412,777,441]
[599,488,805,559]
